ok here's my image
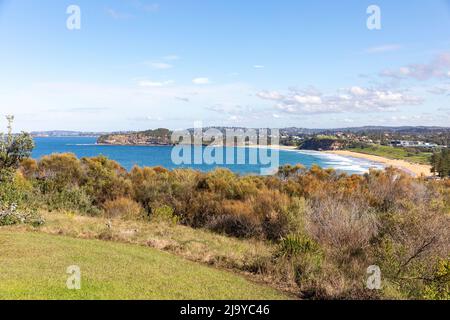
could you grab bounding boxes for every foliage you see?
[3,148,449,300]
[151,205,179,225]
[0,116,34,181]
[103,197,145,220]
[0,203,44,227]
[422,258,450,300]
[278,234,321,258]
[431,149,450,177]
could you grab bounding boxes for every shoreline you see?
[33,138,431,176]
[326,150,432,177]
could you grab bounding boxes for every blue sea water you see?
[31,137,384,175]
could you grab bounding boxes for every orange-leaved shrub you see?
[103,197,145,220]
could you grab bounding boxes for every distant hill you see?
[30,126,450,146]
[31,131,106,137]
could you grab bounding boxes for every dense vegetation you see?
[1,120,449,300]
[0,116,34,181]
[299,137,345,151]
[97,128,173,145]
[431,149,450,178]
[0,153,447,299]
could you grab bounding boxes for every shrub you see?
[44,187,100,216]
[422,258,450,300]
[277,234,321,258]
[0,203,44,227]
[0,116,34,182]
[252,189,291,240]
[306,197,379,253]
[103,197,145,220]
[151,205,179,225]
[0,173,34,207]
[206,214,262,238]
[81,156,131,205]
[37,153,83,192]
[374,203,450,299]
[129,166,174,211]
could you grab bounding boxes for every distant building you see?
[390,140,439,148]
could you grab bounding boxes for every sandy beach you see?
[326,150,432,177]
[207,144,432,177]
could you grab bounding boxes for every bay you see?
[31,137,384,175]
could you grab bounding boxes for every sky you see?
[0,0,450,132]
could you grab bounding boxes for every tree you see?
[431,149,450,178]
[0,115,34,181]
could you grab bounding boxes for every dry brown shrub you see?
[306,196,379,253]
[103,197,145,220]
[206,214,262,239]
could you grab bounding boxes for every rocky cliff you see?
[299,138,346,151]
[97,129,173,146]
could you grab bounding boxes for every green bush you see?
[278,234,321,258]
[422,258,450,300]
[151,205,179,225]
[0,203,44,227]
[43,187,100,216]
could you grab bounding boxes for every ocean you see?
[31,137,384,175]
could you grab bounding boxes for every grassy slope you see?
[347,145,432,165]
[21,212,275,273]
[0,231,289,300]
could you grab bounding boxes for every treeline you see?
[431,149,450,177]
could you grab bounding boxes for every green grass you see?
[14,212,275,273]
[347,145,432,165]
[0,231,289,300]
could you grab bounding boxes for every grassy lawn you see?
[0,231,289,300]
[10,212,275,273]
[347,145,432,165]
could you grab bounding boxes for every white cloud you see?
[257,86,423,115]
[138,80,174,87]
[256,91,284,100]
[3,81,256,131]
[349,86,368,96]
[192,77,210,85]
[428,83,450,95]
[365,44,402,54]
[380,52,450,80]
[293,95,322,104]
[253,65,265,69]
[146,116,164,121]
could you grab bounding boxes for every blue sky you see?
[0,0,450,131]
